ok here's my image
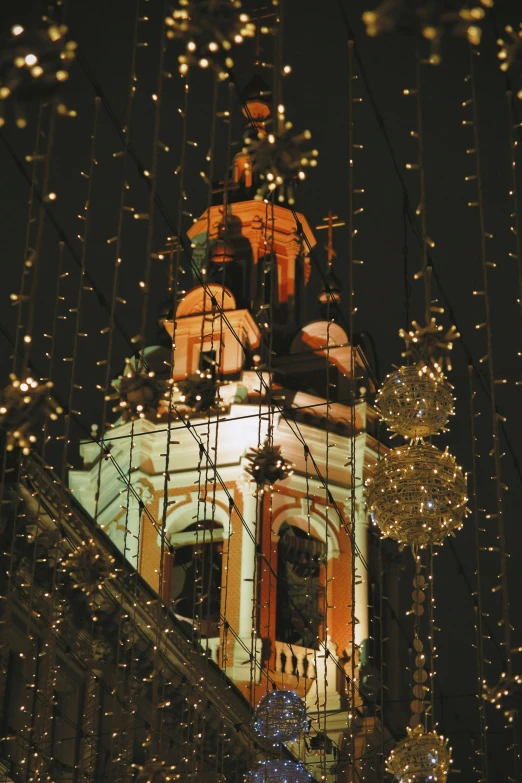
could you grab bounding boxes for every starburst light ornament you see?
[0,374,62,454]
[176,370,220,413]
[366,443,468,548]
[0,23,77,127]
[399,318,459,374]
[362,0,492,64]
[245,443,294,492]
[254,689,308,743]
[386,723,452,783]
[111,366,165,422]
[165,0,255,79]
[246,760,313,783]
[62,539,116,613]
[245,118,319,205]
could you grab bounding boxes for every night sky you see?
[2,0,522,779]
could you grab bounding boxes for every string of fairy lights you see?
[1,1,522,782]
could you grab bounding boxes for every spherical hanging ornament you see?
[0,23,77,127]
[386,724,451,783]
[485,673,522,723]
[165,0,255,80]
[0,374,63,454]
[366,443,468,548]
[245,121,319,205]
[376,364,454,440]
[246,760,313,783]
[254,689,308,743]
[245,443,294,492]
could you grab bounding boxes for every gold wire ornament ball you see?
[366,443,468,548]
[386,724,452,783]
[254,689,308,743]
[376,364,454,440]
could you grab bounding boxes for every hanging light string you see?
[199,73,220,665]
[21,106,56,374]
[467,51,512,677]
[107,421,139,783]
[93,0,140,517]
[137,10,167,365]
[427,546,436,730]
[504,87,522,358]
[11,100,58,775]
[347,37,360,771]
[416,49,433,327]
[11,105,45,378]
[59,95,100,493]
[0,109,49,742]
[467,365,489,783]
[467,48,522,782]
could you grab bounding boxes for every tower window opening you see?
[170,519,223,638]
[276,523,325,650]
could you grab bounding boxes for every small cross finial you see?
[315,209,345,267]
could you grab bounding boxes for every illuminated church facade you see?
[68,81,386,781]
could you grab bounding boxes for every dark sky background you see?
[2,0,522,779]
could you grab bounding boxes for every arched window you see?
[276,523,326,650]
[169,520,223,638]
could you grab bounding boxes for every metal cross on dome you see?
[315,209,345,268]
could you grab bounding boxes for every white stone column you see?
[231,475,262,680]
[354,436,370,665]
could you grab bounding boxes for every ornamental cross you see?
[315,209,345,267]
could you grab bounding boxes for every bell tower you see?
[69,78,384,782]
